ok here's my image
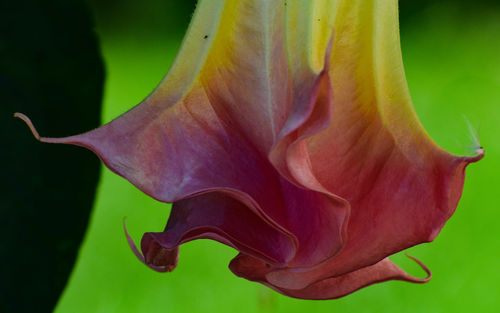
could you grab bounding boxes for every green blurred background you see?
[4,0,500,312]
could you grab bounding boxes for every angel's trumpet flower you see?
[16,0,482,299]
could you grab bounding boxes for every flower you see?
[16,0,483,299]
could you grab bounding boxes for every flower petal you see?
[123,218,178,273]
[15,0,348,270]
[230,253,431,300]
[140,191,296,266]
[14,0,482,299]
[15,0,290,200]
[133,176,348,270]
[264,0,484,290]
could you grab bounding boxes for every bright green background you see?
[55,2,499,313]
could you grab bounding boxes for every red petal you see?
[264,0,484,290]
[230,253,431,300]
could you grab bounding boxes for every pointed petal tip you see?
[14,112,79,145]
[470,147,485,163]
[457,146,484,165]
[403,253,432,283]
[123,217,147,263]
[14,112,41,141]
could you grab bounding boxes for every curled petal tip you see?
[14,112,41,140]
[404,253,432,283]
[123,217,146,263]
[123,217,171,273]
[141,234,179,272]
[14,112,74,144]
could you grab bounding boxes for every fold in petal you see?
[138,181,347,270]
[230,253,431,300]
[124,218,178,273]
[142,191,296,266]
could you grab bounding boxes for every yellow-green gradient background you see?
[56,1,499,312]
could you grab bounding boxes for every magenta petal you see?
[16,73,348,272]
[141,235,179,272]
[274,177,347,269]
[135,177,348,270]
[123,218,176,273]
[142,191,296,265]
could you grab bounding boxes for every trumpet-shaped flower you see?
[16,0,483,299]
